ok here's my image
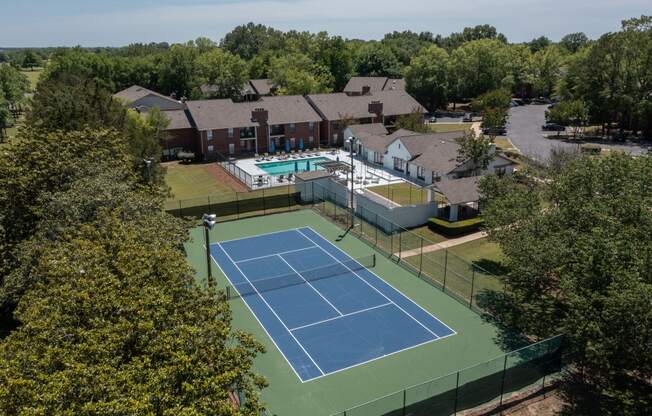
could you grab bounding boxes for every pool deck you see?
[234,150,405,190]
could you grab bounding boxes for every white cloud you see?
[1,0,650,46]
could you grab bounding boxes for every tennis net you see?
[226,254,376,299]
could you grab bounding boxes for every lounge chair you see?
[277,174,284,183]
[287,173,294,181]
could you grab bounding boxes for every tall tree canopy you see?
[404,45,450,110]
[479,153,652,415]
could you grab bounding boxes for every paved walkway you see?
[397,231,488,258]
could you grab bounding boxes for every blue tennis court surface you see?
[210,227,456,382]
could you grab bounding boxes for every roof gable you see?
[307,91,425,121]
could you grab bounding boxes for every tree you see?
[157,43,199,99]
[449,39,512,100]
[527,36,552,53]
[268,54,333,95]
[0,65,29,103]
[442,24,507,50]
[404,45,450,110]
[353,42,402,78]
[560,32,589,53]
[220,22,282,60]
[546,100,589,137]
[479,153,652,415]
[0,96,10,139]
[313,34,353,91]
[21,50,41,70]
[381,31,432,65]
[196,48,249,99]
[394,109,430,133]
[456,130,494,174]
[528,45,565,97]
[472,89,510,140]
[194,36,217,54]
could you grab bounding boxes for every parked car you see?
[542,123,565,131]
[428,116,437,123]
[462,113,473,122]
[512,98,525,106]
[483,127,507,136]
[533,97,552,105]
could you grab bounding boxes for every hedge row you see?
[428,216,484,236]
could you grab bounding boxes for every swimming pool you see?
[257,157,329,176]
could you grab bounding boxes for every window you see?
[309,136,314,144]
[495,166,506,176]
[207,130,214,141]
[227,128,234,138]
[432,172,441,182]
[240,127,255,139]
[308,122,315,131]
[270,125,284,136]
[289,123,296,133]
[393,157,405,172]
[228,143,235,154]
[207,144,214,152]
[290,138,296,149]
[332,134,338,143]
[417,165,425,180]
[373,152,383,165]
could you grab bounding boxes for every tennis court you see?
[210,227,456,382]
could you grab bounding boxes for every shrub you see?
[428,216,484,236]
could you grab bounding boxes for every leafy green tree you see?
[221,22,283,60]
[196,48,249,99]
[381,31,432,65]
[450,39,512,99]
[560,32,589,53]
[0,96,10,139]
[194,36,217,53]
[404,45,450,110]
[157,43,199,99]
[442,24,507,50]
[353,42,402,78]
[528,45,565,97]
[313,34,353,91]
[527,36,552,53]
[479,153,652,415]
[472,89,510,140]
[269,54,333,95]
[393,109,429,133]
[21,50,42,70]
[456,130,494,174]
[545,100,588,137]
[0,65,29,103]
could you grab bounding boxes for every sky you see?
[1,0,650,47]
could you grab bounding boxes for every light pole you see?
[143,157,154,183]
[202,213,217,287]
[347,136,355,229]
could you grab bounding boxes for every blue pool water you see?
[257,157,329,175]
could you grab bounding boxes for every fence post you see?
[236,192,240,219]
[499,354,508,408]
[469,267,476,308]
[402,389,407,416]
[398,231,402,261]
[443,250,448,291]
[262,188,266,215]
[287,184,291,211]
[208,195,212,214]
[418,238,424,277]
[374,213,378,247]
[453,371,460,415]
[390,223,394,256]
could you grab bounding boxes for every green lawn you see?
[448,237,506,276]
[367,181,431,206]
[165,162,236,201]
[20,68,43,91]
[428,123,472,134]
[493,136,517,151]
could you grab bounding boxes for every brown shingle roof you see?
[249,79,275,95]
[186,95,322,131]
[434,177,480,205]
[114,85,180,105]
[395,132,465,173]
[383,78,406,91]
[344,77,389,93]
[307,91,425,121]
[162,110,193,130]
[347,123,388,137]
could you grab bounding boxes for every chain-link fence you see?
[308,181,505,315]
[331,335,566,416]
[165,184,301,220]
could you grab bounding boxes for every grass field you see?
[429,123,472,134]
[20,68,43,91]
[367,181,431,206]
[185,210,512,416]
[165,162,236,201]
[493,136,517,151]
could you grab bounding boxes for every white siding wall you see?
[384,139,412,171]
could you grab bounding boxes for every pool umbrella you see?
[285,140,290,153]
[294,160,299,172]
[336,155,339,162]
[306,160,311,171]
[299,138,304,150]
[269,140,275,153]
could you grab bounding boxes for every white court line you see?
[277,254,344,316]
[217,242,326,376]
[303,226,457,337]
[234,245,316,264]
[289,302,392,332]
[216,227,303,244]
[208,245,307,382]
[298,227,457,338]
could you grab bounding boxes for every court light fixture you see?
[202,213,217,286]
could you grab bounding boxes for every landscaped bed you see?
[367,181,431,206]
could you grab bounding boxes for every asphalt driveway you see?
[507,105,649,163]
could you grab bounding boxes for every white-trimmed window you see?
[309,136,314,144]
[228,143,235,154]
[432,172,441,182]
[373,152,383,165]
[290,138,296,148]
[289,123,296,133]
[228,128,234,138]
[207,130,214,141]
[309,122,315,130]
[417,165,425,180]
[207,144,214,152]
[393,157,405,172]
